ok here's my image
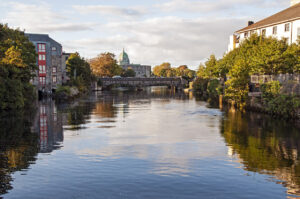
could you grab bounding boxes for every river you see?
[0,87,300,199]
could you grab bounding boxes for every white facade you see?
[228,19,300,52]
[228,1,300,52]
[291,0,300,6]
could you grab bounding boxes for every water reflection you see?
[1,87,300,198]
[0,110,38,195]
[221,110,300,197]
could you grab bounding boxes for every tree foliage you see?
[90,52,122,77]
[0,24,37,110]
[121,68,136,77]
[66,52,94,92]
[153,62,195,79]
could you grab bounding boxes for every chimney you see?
[291,0,300,6]
[248,21,254,26]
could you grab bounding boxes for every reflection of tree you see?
[0,110,39,195]
[63,101,95,130]
[94,103,116,118]
[221,110,300,196]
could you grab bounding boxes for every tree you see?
[0,24,36,110]
[90,52,122,77]
[153,62,171,77]
[121,68,136,77]
[205,54,218,78]
[66,52,94,92]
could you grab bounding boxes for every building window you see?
[261,29,266,36]
[52,47,56,51]
[52,67,56,73]
[244,32,248,38]
[298,28,300,36]
[39,76,46,85]
[39,65,46,74]
[285,23,290,32]
[273,26,277,35]
[39,55,46,61]
[38,44,46,52]
[52,76,57,83]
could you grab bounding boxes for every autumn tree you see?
[153,62,172,77]
[90,52,122,77]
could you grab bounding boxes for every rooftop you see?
[236,2,300,33]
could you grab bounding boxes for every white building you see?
[228,0,300,52]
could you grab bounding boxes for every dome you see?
[119,49,130,65]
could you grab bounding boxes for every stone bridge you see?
[99,77,188,90]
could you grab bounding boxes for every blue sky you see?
[0,0,289,69]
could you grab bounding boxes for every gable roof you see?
[236,3,300,33]
[25,33,62,47]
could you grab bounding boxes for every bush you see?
[207,79,221,99]
[193,78,209,95]
[260,81,281,100]
[55,86,71,99]
[265,95,300,119]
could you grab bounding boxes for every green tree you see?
[66,52,94,92]
[205,54,218,78]
[0,24,36,110]
[121,68,136,77]
[90,52,122,77]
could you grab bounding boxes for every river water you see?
[0,87,300,199]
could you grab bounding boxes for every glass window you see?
[52,67,56,73]
[285,23,290,32]
[39,65,46,74]
[262,29,266,36]
[52,47,56,51]
[244,32,248,38]
[273,26,277,35]
[38,44,46,52]
[52,76,57,83]
[298,28,300,36]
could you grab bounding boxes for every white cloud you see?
[2,2,93,33]
[68,16,246,69]
[157,0,288,13]
[73,5,148,18]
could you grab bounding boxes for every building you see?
[26,33,64,93]
[119,49,151,77]
[228,0,300,52]
[61,52,71,84]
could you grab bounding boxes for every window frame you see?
[285,23,290,32]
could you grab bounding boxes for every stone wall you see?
[251,74,300,96]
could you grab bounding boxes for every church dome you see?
[119,49,130,65]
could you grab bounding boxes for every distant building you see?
[119,49,151,77]
[61,52,71,83]
[26,33,64,93]
[228,0,300,52]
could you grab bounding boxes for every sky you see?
[0,0,289,69]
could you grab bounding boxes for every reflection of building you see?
[33,101,63,153]
[119,49,151,77]
[228,1,300,52]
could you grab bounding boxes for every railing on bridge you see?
[99,77,187,89]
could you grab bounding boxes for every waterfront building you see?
[61,52,72,83]
[26,33,64,93]
[228,0,300,52]
[119,49,151,77]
